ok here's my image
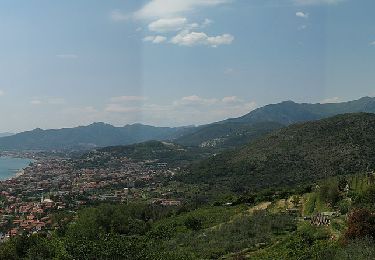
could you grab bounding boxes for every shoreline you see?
[0,157,34,181]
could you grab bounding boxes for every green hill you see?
[175,96,375,149]
[85,140,210,167]
[175,122,284,149]
[183,113,375,192]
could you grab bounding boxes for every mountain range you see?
[0,123,194,151]
[225,96,375,125]
[175,96,375,148]
[0,96,375,151]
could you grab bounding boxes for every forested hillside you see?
[175,122,283,149]
[184,113,375,192]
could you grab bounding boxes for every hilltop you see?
[226,96,375,125]
[174,121,283,149]
[183,113,375,192]
[173,97,375,148]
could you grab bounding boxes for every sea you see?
[0,157,33,180]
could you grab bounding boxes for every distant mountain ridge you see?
[0,123,194,151]
[174,97,375,148]
[0,96,374,151]
[225,96,375,125]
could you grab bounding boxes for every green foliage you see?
[318,181,341,206]
[333,238,375,260]
[93,141,209,167]
[175,122,283,149]
[0,203,297,260]
[253,223,334,260]
[338,200,351,215]
[184,216,203,231]
[182,113,375,193]
[162,210,296,259]
[356,186,375,207]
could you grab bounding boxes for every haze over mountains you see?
[0,133,14,138]
[176,96,375,148]
[0,96,374,151]
[225,96,375,125]
[0,123,194,151]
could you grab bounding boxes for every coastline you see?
[15,169,25,178]
[0,157,34,181]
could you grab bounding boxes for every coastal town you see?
[0,150,182,241]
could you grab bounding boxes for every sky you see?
[0,0,374,132]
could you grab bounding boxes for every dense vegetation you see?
[175,122,283,149]
[3,172,375,259]
[183,113,375,192]
[91,141,211,167]
[3,112,375,258]
[0,203,297,259]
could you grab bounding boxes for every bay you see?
[0,157,33,180]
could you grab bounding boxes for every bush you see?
[184,216,203,231]
[345,208,375,241]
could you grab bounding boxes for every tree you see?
[345,208,375,241]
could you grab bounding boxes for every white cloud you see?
[0,90,4,96]
[321,97,341,103]
[222,96,240,103]
[147,17,211,34]
[171,31,234,47]
[298,25,308,30]
[56,54,78,59]
[148,17,188,32]
[110,96,148,103]
[143,35,168,44]
[296,11,309,18]
[175,95,218,106]
[293,0,344,5]
[131,1,232,48]
[104,95,257,126]
[134,0,231,20]
[110,10,129,21]
[370,41,375,46]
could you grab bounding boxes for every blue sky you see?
[0,0,374,132]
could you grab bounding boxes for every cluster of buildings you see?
[0,151,182,240]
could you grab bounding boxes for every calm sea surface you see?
[0,157,33,180]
